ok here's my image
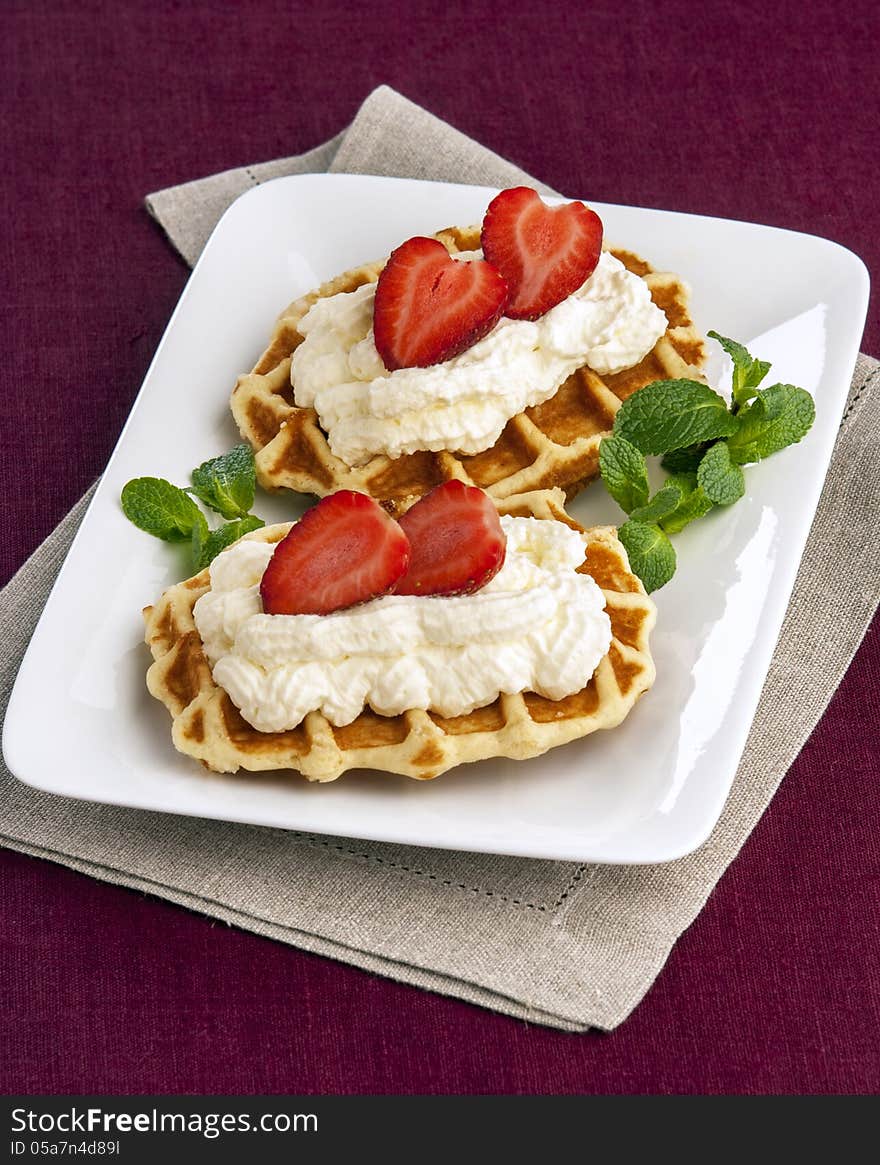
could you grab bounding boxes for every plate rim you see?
[2,171,871,864]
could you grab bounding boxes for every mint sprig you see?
[696,441,745,506]
[193,515,266,571]
[660,445,706,475]
[613,378,738,453]
[121,478,205,543]
[189,443,257,519]
[600,334,814,592]
[707,329,771,408]
[598,435,650,514]
[122,444,265,571]
[727,384,816,464]
[628,480,686,524]
[659,480,713,536]
[618,521,676,594]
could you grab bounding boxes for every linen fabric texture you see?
[2,87,877,1031]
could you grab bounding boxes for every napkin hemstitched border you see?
[3,85,877,1035]
[291,831,572,913]
[1,348,871,1034]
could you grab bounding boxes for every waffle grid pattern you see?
[143,490,657,781]
[231,227,707,513]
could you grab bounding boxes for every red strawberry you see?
[260,491,410,616]
[373,236,508,370]
[481,186,603,320]
[395,480,506,597]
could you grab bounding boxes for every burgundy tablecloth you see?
[2,0,878,1094]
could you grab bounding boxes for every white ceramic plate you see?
[3,174,869,863]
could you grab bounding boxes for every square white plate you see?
[3,174,869,863]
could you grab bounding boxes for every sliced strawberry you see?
[481,186,603,320]
[395,480,506,597]
[373,236,508,370]
[260,491,410,616]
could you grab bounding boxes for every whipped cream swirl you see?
[192,517,612,733]
[290,250,667,467]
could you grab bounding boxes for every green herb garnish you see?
[189,443,258,519]
[120,477,204,542]
[726,384,816,464]
[613,377,738,453]
[696,441,745,506]
[121,443,265,570]
[192,514,266,571]
[707,330,772,409]
[617,520,677,594]
[598,434,650,514]
[599,334,815,592]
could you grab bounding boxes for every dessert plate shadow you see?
[2,174,870,863]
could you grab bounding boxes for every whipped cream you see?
[290,250,667,467]
[193,518,612,733]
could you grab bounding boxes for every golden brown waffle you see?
[231,226,706,514]
[143,489,656,781]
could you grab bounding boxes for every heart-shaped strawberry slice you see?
[260,490,410,616]
[481,186,603,320]
[395,480,507,597]
[373,236,508,371]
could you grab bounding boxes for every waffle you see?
[231,226,707,514]
[143,489,657,781]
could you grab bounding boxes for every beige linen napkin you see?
[2,87,878,1032]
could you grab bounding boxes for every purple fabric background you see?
[2,0,878,1094]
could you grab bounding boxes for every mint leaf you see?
[598,435,650,515]
[661,445,706,474]
[205,515,265,562]
[613,379,737,454]
[707,331,771,407]
[194,515,265,571]
[618,520,677,593]
[727,384,816,464]
[659,485,714,535]
[121,477,204,542]
[189,511,211,569]
[190,443,256,520]
[696,442,746,505]
[629,480,686,524]
[664,470,698,492]
[656,473,713,534]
